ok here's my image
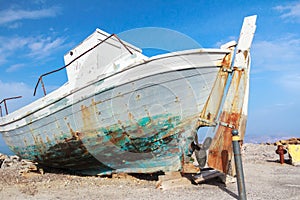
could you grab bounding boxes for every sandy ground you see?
[1,143,299,200]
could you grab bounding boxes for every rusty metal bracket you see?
[208,16,257,175]
[33,33,133,96]
[275,145,287,164]
[219,121,235,129]
[198,117,217,127]
[221,68,233,73]
[232,66,245,71]
[0,96,22,117]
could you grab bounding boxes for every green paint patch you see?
[7,113,196,175]
[95,79,104,86]
[48,97,69,111]
[99,114,183,153]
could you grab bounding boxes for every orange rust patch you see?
[128,112,134,121]
[208,111,242,174]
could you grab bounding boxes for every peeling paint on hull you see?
[2,66,219,175]
[0,16,257,175]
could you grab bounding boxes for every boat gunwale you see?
[0,48,229,130]
[2,67,219,135]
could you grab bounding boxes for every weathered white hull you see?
[0,15,256,175]
[0,46,228,174]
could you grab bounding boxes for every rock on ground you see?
[0,144,300,200]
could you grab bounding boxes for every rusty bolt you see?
[275,145,287,164]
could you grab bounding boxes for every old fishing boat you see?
[0,16,256,175]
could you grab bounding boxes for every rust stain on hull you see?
[208,112,242,174]
[207,67,249,174]
[1,16,257,177]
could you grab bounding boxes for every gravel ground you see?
[0,143,299,200]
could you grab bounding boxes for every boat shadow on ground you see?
[204,178,239,199]
[266,159,292,165]
[39,166,238,199]
[184,173,239,200]
[39,165,165,181]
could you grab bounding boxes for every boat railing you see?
[33,33,133,96]
[0,96,22,117]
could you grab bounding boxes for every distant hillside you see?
[244,134,299,144]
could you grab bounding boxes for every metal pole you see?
[3,100,8,115]
[40,78,47,96]
[0,96,22,116]
[232,129,247,200]
[275,145,286,164]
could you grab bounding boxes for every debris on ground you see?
[1,144,300,200]
[265,138,300,166]
[265,138,300,146]
[0,153,43,176]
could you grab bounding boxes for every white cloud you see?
[0,81,30,97]
[0,34,69,68]
[215,36,237,48]
[27,37,66,59]
[0,54,7,65]
[0,80,36,113]
[32,0,47,4]
[274,1,300,22]
[250,34,300,93]
[0,36,33,63]
[251,34,300,72]
[6,64,26,72]
[0,6,61,25]
[7,22,22,29]
[0,80,61,114]
[278,73,300,91]
[0,36,27,64]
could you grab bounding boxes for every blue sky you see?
[0,0,300,153]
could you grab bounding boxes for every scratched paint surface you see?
[0,18,256,176]
[2,66,218,174]
[0,31,230,174]
[207,16,256,175]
